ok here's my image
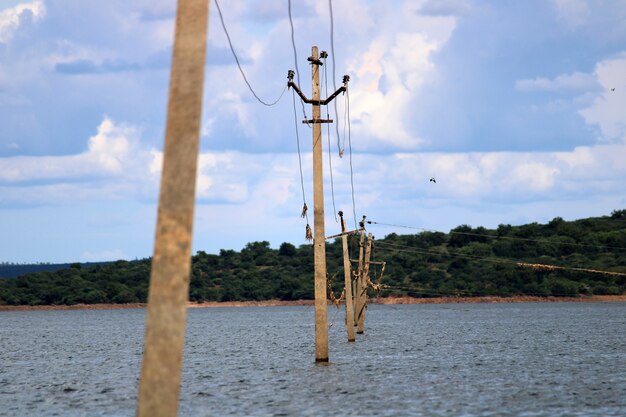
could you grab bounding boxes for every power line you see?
[322,53,338,223]
[214,0,286,106]
[374,240,626,277]
[287,0,308,121]
[291,90,309,232]
[328,0,343,156]
[345,85,358,229]
[367,220,626,252]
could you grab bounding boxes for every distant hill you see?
[0,262,111,279]
[1,210,624,306]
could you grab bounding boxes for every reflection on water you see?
[1,302,625,416]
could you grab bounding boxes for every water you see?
[1,302,625,416]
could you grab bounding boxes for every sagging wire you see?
[328,0,343,156]
[366,220,626,252]
[288,0,309,125]
[214,0,286,106]
[290,80,311,241]
[344,80,358,229]
[321,51,339,223]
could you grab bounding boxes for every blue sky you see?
[1,0,625,263]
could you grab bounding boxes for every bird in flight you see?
[611,88,616,91]
[429,177,436,183]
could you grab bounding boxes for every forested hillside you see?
[1,210,624,306]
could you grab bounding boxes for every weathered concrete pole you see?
[357,233,373,334]
[136,1,208,416]
[339,211,355,342]
[354,229,365,327]
[310,46,329,362]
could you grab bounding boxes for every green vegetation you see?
[1,211,625,306]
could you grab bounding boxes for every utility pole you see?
[288,46,349,362]
[357,233,373,334]
[339,211,355,342]
[354,226,365,328]
[136,0,208,416]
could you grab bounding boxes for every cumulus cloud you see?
[0,117,148,183]
[346,12,456,149]
[0,0,45,43]
[579,53,626,142]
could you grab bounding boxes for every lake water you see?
[1,302,625,417]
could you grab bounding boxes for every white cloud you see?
[0,117,148,183]
[347,26,454,149]
[579,53,626,142]
[0,0,45,43]
[516,72,599,93]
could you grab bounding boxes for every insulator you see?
[287,70,295,81]
[342,74,350,84]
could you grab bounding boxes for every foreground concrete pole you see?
[339,212,355,342]
[311,46,329,362]
[354,230,365,327]
[136,1,208,416]
[356,233,373,334]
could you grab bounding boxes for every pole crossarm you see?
[325,228,360,240]
[288,81,347,105]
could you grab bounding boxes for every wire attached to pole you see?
[214,0,286,106]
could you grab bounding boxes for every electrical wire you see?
[287,0,308,121]
[374,240,626,277]
[292,90,309,225]
[345,86,358,229]
[322,54,339,223]
[367,220,626,252]
[214,0,286,106]
[328,0,343,156]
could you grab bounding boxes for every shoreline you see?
[1,295,624,312]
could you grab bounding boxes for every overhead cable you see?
[214,0,286,106]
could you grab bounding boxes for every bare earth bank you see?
[1,295,625,312]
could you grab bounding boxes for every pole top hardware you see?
[302,118,333,124]
[307,55,323,66]
[359,215,367,229]
[320,51,329,59]
[287,69,295,82]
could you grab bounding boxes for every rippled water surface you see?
[1,302,625,416]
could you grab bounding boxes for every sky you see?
[0,0,625,263]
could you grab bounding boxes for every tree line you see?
[1,210,624,306]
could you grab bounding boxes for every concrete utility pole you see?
[288,46,349,362]
[136,1,208,416]
[354,228,365,328]
[339,211,355,342]
[357,233,373,334]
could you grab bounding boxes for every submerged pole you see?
[357,233,373,334]
[339,211,355,342]
[310,46,329,362]
[136,1,209,416]
[354,229,365,327]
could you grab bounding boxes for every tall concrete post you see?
[354,229,365,327]
[136,1,208,416]
[357,233,373,334]
[339,211,355,342]
[310,46,329,362]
